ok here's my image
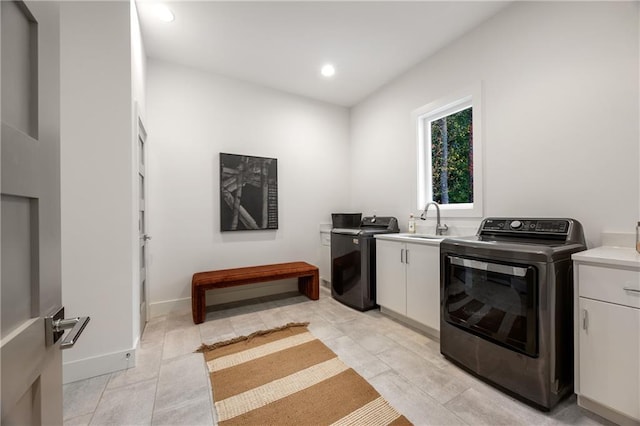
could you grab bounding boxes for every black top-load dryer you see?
[331,215,399,311]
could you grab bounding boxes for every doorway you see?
[137,112,149,336]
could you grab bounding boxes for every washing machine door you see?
[331,233,362,295]
[331,230,380,311]
[442,254,539,357]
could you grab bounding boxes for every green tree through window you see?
[430,107,473,204]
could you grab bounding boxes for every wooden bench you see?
[191,261,319,324]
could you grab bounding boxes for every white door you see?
[406,243,440,331]
[578,297,640,420]
[1,0,63,423]
[376,240,407,314]
[137,113,149,335]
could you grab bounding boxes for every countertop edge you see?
[572,246,640,269]
[375,233,443,246]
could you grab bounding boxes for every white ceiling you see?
[136,1,510,107]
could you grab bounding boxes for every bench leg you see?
[192,287,206,324]
[298,270,319,301]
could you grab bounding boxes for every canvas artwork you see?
[220,153,278,231]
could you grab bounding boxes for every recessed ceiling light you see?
[154,4,175,23]
[321,64,336,78]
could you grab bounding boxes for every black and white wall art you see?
[220,153,278,231]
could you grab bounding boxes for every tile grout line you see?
[86,373,112,426]
[149,316,169,425]
[198,314,218,425]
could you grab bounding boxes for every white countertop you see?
[375,233,444,246]
[572,246,640,269]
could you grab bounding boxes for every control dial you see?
[510,220,523,230]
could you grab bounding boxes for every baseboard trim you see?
[149,297,191,318]
[149,280,299,319]
[63,347,137,384]
[577,395,640,426]
[379,307,440,342]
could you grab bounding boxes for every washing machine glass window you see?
[443,255,538,356]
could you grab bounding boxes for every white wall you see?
[130,0,147,345]
[131,1,146,118]
[350,2,639,247]
[146,59,350,315]
[60,1,137,383]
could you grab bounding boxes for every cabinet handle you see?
[582,309,588,331]
[400,249,404,264]
[406,249,409,264]
[623,287,640,293]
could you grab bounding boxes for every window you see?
[414,85,483,217]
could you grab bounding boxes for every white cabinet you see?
[578,298,639,420]
[573,248,640,425]
[376,238,440,332]
[406,243,440,329]
[319,226,332,284]
[376,239,406,314]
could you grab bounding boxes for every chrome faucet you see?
[420,202,449,236]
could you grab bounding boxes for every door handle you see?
[45,307,90,349]
[449,256,528,277]
[56,316,91,349]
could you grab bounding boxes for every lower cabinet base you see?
[577,395,640,426]
[379,307,440,342]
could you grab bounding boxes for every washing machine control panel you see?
[481,218,570,235]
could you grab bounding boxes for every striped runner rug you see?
[197,322,412,426]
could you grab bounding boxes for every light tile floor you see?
[63,287,614,426]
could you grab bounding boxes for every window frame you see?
[413,84,483,218]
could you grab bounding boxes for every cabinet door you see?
[579,297,640,420]
[406,243,441,330]
[376,240,406,314]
